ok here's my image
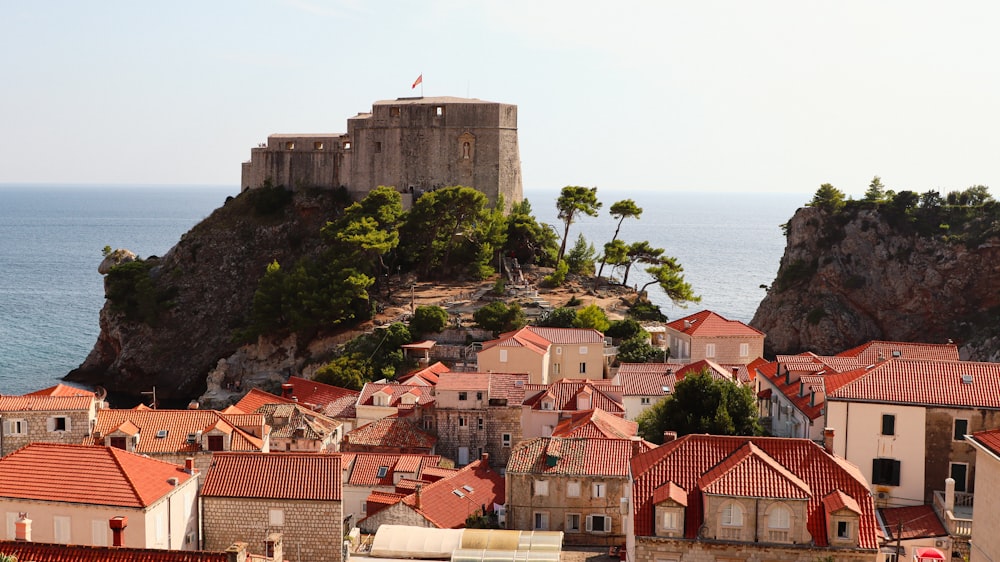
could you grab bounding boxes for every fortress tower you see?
[241,96,522,208]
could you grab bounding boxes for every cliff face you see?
[66,189,345,400]
[751,205,1000,358]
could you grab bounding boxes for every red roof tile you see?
[828,358,1000,408]
[553,408,640,440]
[836,340,960,363]
[397,361,450,385]
[0,540,229,562]
[0,443,192,508]
[823,489,862,515]
[507,437,639,477]
[233,388,296,413]
[697,442,811,499]
[201,452,341,500]
[523,380,624,415]
[89,409,265,453]
[969,427,1000,457]
[631,435,878,549]
[23,383,96,397]
[286,376,361,407]
[357,383,435,407]
[666,310,764,337]
[674,359,750,385]
[398,458,506,529]
[878,505,948,540]
[614,364,679,396]
[344,416,437,450]
[525,326,606,344]
[436,372,493,391]
[0,395,93,411]
[480,327,551,354]
[652,481,688,507]
[344,453,441,486]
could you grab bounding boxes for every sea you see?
[0,185,805,395]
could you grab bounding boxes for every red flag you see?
[411,74,423,89]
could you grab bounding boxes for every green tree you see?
[601,239,629,281]
[543,259,569,287]
[596,199,643,280]
[640,258,700,306]
[636,370,762,443]
[574,304,610,332]
[401,186,490,277]
[620,241,664,287]
[555,186,602,263]
[564,233,597,275]
[536,307,578,328]
[605,319,646,341]
[862,175,887,203]
[616,336,662,363]
[410,305,450,335]
[473,301,527,335]
[313,354,368,390]
[504,199,559,266]
[808,183,846,212]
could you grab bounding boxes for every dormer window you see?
[541,400,554,411]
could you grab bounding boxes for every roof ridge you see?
[106,446,146,506]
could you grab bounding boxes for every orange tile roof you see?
[0,540,229,562]
[397,458,506,529]
[0,443,192,508]
[286,375,361,408]
[201,452,341,500]
[836,340,960,363]
[666,310,765,337]
[23,383,96,397]
[507,437,640,477]
[525,326,606,344]
[344,452,441,486]
[0,395,93,411]
[480,326,551,354]
[233,388,297,413]
[828,358,1000,408]
[822,489,861,515]
[651,481,688,507]
[552,408,640,439]
[523,380,624,415]
[421,466,459,481]
[878,505,948,540]
[674,359,750,385]
[631,435,877,549]
[397,361,450,385]
[615,364,679,396]
[357,383,435,407]
[344,416,437,451]
[88,409,265,453]
[436,372,492,391]
[697,442,811,499]
[969,427,1000,456]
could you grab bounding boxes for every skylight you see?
[155,430,168,439]
[452,490,465,497]
[377,466,389,478]
[462,485,474,493]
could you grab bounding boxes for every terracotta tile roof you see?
[395,478,425,494]
[233,388,296,413]
[0,443,192,508]
[523,380,625,415]
[480,326,551,354]
[88,409,265,453]
[552,408,640,439]
[344,453,441,486]
[614,364,679,396]
[630,435,878,549]
[697,442,811,499]
[23,383,96,397]
[0,540,229,562]
[344,416,437,450]
[286,375,361,408]
[827,358,1000,408]
[652,481,688,507]
[357,383,435,407]
[254,402,340,441]
[201,452,341,500]
[506,437,639,477]
[674,360,751,385]
[367,490,407,515]
[436,372,493,391]
[525,326,606,344]
[397,458,506,529]
[0,395,93,411]
[968,427,1000,456]
[666,310,764,337]
[421,466,459,481]
[822,489,861,515]
[397,361,450,385]
[836,340,960,363]
[323,393,359,419]
[878,505,948,540]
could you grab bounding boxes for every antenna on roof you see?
[140,387,157,410]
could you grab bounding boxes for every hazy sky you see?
[2,1,999,197]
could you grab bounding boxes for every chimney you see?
[481,452,489,463]
[225,541,249,562]
[281,383,294,398]
[187,400,200,410]
[823,428,835,454]
[662,431,677,444]
[415,483,422,510]
[264,532,283,561]
[14,513,31,542]
[109,516,128,547]
[185,457,196,474]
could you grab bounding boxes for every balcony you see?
[933,490,973,538]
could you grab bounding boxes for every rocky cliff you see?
[65,188,348,402]
[752,204,1000,359]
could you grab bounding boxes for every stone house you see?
[340,452,442,523]
[477,326,615,384]
[252,402,342,453]
[551,408,643,440]
[629,434,879,562]
[431,372,527,469]
[0,443,199,549]
[86,408,268,476]
[967,428,1000,561]
[200,452,342,562]
[613,363,678,421]
[356,455,504,533]
[663,310,765,365]
[355,383,434,426]
[506,437,643,546]
[341,415,436,455]
[521,380,625,439]
[0,393,98,456]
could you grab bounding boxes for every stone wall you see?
[506,472,626,546]
[356,502,431,533]
[434,406,522,470]
[924,407,1000,501]
[635,536,877,562]
[202,497,342,562]
[0,409,93,456]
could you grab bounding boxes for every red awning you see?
[913,547,946,560]
[757,388,772,399]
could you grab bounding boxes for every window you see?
[950,463,969,492]
[284,141,295,150]
[375,141,382,153]
[6,419,25,435]
[768,504,791,541]
[872,458,902,486]
[740,343,749,357]
[579,362,586,374]
[533,512,548,530]
[499,349,508,363]
[721,503,743,526]
[535,480,549,496]
[705,343,716,358]
[541,400,553,410]
[110,436,127,450]
[459,417,467,427]
[579,346,588,355]
[376,466,389,479]
[50,416,69,432]
[502,433,511,447]
[641,397,651,405]
[6,513,17,540]
[313,141,324,150]
[556,347,562,355]
[477,418,484,431]
[476,391,484,400]
[54,515,71,543]
[663,510,679,530]
[954,419,969,441]
[567,481,581,497]
[592,482,606,498]
[269,508,284,526]
[837,520,851,539]
[435,106,444,117]
[881,414,895,436]
[155,512,166,546]
[459,391,468,401]
[566,513,581,532]
[343,141,351,150]
[553,363,561,375]
[207,435,224,451]
[586,514,610,533]
[91,519,108,546]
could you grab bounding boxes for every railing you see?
[933,490,973,537]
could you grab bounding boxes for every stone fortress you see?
[241,96,523,208]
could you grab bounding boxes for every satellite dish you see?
[94,386,108,402]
